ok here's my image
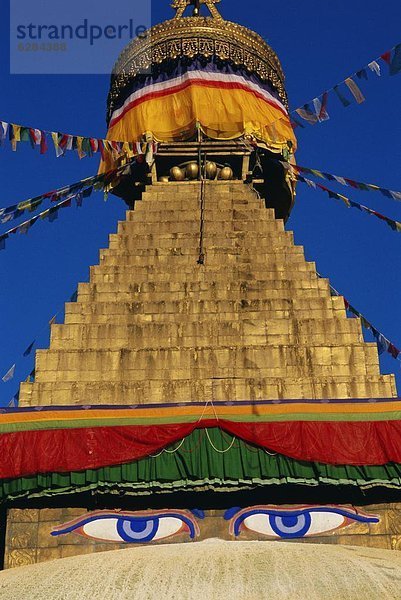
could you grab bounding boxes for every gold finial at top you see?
[171,0,222,20]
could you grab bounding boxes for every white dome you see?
[1,539,401,600]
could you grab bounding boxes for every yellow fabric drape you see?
[99,83,296,172]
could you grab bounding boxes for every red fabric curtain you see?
[2,419,401,479]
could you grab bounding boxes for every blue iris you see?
[269,512,311,538]
[116,517,159,542]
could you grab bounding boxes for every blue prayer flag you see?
[390,44,401,76]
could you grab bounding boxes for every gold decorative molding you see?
[108,16,288,117]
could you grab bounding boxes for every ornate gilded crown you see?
[107,0,288,119]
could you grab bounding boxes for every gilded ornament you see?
[186,162,199,179]
[205,161,217,179]
[170,166,185,181]
[218,166,233,180]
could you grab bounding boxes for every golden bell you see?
[204,161,217,180]
[170,166,185,181]
[186,162,199,180]
[158,176,170,183]
[218,166,233,180]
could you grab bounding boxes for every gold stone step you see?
[102,230,292,248]
[118,221,284,234]
[34,344,380,379]
[52,318,361,340]
[65,296,345,316]
[19,374,396,406]
[50,318,362,348]
[89,269,324,284]
[109,231,294,247]
[85,278,328,294]
[124,209,271,223]
[75,288,329,303]
[133,198,263,211]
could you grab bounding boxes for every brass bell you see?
[170,166,185,181]
[218,166,233,180]
[186,162,199,180]
[204,161,217,180]
[158,176,170,183]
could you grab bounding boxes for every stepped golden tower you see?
[2,1,401,597]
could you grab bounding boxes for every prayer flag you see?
[18,222,31,235]
[290,117,305,129]
[51,133,63,158]
[0,122,8,145]
[295,105,319,125]
[356,69,368,80]
[312,93,329,122]
[333,175,347,186]
[344,78,365,104]
[10,125,21,151]
[390,44,401,76]
[8,393,19,408]
[23,340,35,357]
[40,131,48,154]
[48,209,59,223]
[381,51,392,65]
[368,61,381,76]
[388,343,401,360]
[2,364,15,383]
[372,329,389,355]
[333,85,351,107]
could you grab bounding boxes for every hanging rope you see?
[197,151,206,265]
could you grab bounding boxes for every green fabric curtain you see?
[2,428,401,502]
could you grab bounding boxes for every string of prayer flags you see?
[292,43,401,129]
[0,195,76,251]
[1,285,79,406]
[0,159,136,225]
[323,277,401,361]
[293,164,401,202]
[296,175,401,233]
[0,120,158,161]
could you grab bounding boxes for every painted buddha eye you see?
[225,506,379,539]
[51,510,200,543]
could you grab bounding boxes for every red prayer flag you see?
[381,51,392,65]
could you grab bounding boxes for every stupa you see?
[2,0,401,590]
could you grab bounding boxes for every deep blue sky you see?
[0,0,401,405]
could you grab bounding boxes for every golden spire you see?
[171,0,222,19]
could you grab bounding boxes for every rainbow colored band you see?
[1,398,401,434]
